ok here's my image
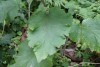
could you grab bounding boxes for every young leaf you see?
[27,7,73,62]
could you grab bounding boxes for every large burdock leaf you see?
[28,7,73,62]
[69,19,100,52]
[8,40,53,67]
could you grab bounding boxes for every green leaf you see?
[53,0,66,6]
[69,18,100,52]
[28,7,73,62]
[8,40,53,67]
[79,8,95,19]
[0,0,21,23]
[65,0,99,18]
[0,34,14,45]
[65,0,80,15]
[44,0,66,6]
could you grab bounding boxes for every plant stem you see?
[28,3,31,18]
[80,23,82,44]
[2,20,6,36]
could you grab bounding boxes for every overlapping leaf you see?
[8,40,53,67]
[69,19,100,52]
[27,7,73,62]
[65,0,99,18]
[0,34,14,45]
[0,0,21,23]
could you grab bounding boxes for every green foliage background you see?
[0,0,100,67]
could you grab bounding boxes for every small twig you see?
[27,0,32,27]
[72,62,100,67]
[28,3,31,18]
[28,3,31,19]
[1,20,6,36]
[80,62,100,65]
[27,0,32,19]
